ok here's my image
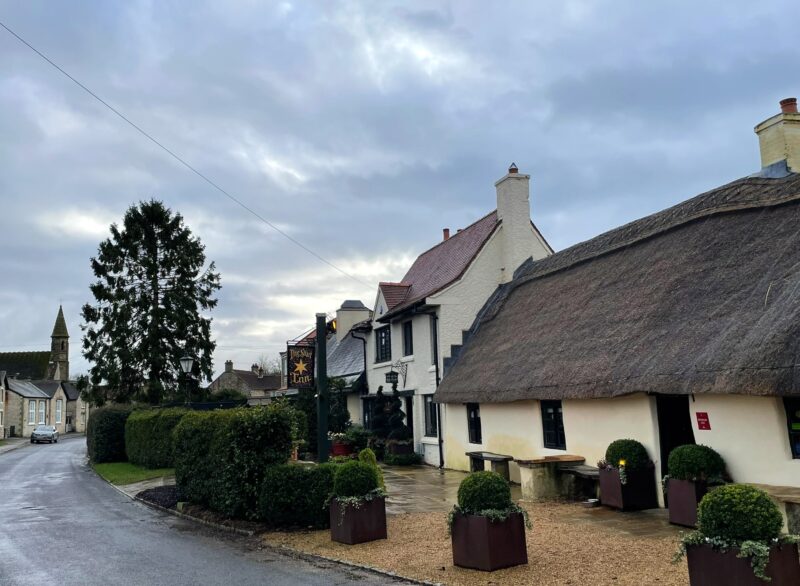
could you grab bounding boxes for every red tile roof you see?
[380,210,500,319]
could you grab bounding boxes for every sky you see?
[1,1,797,380]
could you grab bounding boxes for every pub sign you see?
[287,344,315,389]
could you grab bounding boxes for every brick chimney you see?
[442,228,450,241]
[495,162,533,283]
[754,98,800,172]
[224,360,233,373]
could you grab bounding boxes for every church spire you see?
[52,305,69,338]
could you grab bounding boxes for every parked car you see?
[31,425,58,444]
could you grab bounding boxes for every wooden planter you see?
[599,466,658,511]
[330,496,387,545]
[667,479,707,527]
[687,543,800,586]
[386,440,414,455]
[451,511,528,571]
[331,441,354,457]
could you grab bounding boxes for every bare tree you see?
[257,354,282,375]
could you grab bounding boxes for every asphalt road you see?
[0,436,406,586]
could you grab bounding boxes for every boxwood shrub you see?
[332,461,379,498]
[86,406,134,463]
[697,484,783,542]
[667,444,726,482]
[173,404,293,518]
[605,438,650,470]
[259,463,337,528]
[125,408,188,469]
[457,471,512,513]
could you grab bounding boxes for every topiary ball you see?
[457,471,512,513]
[667,444,726,482]
[697,484,783,543]
[333,460,379,498]
[605,439,650,470]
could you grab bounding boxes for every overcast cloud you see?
[1,1,797,379]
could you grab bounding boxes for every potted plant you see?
[598,438,658,511]
[329,460,387,544]
[386,425,414,456]
[665,444,726,527]
[676,484,799,585]
[329,432,354,457]
[449,471,530,571]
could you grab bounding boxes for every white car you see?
[31,425,59,444]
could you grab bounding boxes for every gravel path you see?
[263,502,690,585]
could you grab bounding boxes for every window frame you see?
[38,400,46,424]
[374,325,392,363]
[56,399,63,424]
[466,403,482,444]
[28,400,36,424]
[423,395,438,437]
[541,400,567,450]
[402,320,414,357]
[785,397,800,459]
[429,315,438,366]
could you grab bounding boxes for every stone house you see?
[434,99,800,527]
[356,165,552,466]
[208,362,282,403]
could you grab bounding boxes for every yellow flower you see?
[619,459,626,467]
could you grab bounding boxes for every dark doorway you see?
[656,395,696,476]
[404,396,414,437]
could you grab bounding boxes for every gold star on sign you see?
[293,359,308,375]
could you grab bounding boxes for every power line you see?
[0,20,373,289]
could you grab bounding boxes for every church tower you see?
[49,305,69,380]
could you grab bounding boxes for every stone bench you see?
[749,483,800,533]
[466,451,514,481]
[517,455,598,501]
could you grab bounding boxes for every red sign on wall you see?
[696,412,711,430]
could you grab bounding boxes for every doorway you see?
[404,396,414,437]
[655,394,696,476]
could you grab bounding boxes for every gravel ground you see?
[263,502,690,585]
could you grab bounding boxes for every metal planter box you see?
[667,479,707,527]
[599,467,658,511]
[451,511,528,571]
[687,543,800,586]
[329,496,387,545]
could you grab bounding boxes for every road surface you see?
[0,436,406,585]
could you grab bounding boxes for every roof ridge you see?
[411,209,498,259]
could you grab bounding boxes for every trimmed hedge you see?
[87,406,134,463]
[697,484,783,543]
[605,438,650,470]
[333,461,379,498]
[125,408,188,469]
[457,471,512,513]
[259,463,337,528]
[173,404,294,518]
[667,444,726,482]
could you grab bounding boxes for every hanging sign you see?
[696,412,711,430]
[287,345,315,389]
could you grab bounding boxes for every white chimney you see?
[755,98,800,172]
[495,162,533,283]
[335,300,372,337]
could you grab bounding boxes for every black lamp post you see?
[180,353,195,404]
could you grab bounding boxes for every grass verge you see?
[93,461,174,485]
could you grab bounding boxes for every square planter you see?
[387,441,414,455]
[451,511,528,571]
[687,543,800,586]
[331,442,354,457]
[599,466,658,511]
[330,496,387,545]
[667,479,707,527]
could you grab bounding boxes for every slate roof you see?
[340,300,369,310]
[0,351,51,379]
[7,378,50,399]
[328,332,366,380]
[232,370,281,392]
[379,211,500,320]
[435,171,800,403]
[62,381,80,401]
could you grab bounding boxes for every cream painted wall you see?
[688,395,798,487]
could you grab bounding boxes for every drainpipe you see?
[412,307,444,469]
[348,329,369,394]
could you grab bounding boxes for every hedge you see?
[173,404,294,518]
[259,463,337,528]
[125,408,188,469]
[87,406,134,463]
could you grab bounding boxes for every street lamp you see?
[180,353,195,404]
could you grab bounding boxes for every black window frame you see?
[785,397,800,459]
[467,403,482,444]
[402,320,414,356]
[541,400,566,450]
[374,326,392,363]
[424,395,438,437]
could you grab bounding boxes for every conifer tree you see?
[81,200,220,405]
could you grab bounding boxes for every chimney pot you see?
[508,162,518,174]
[224,360,233,373]
[780,97,798,114]
[442,228,450,241]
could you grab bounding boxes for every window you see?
[375,326,391,363]
[56,399,63,424]
[424,395,438,437]
[28,401,36,424]
[785,398,800,459]
[429,315,438,365]
[467,403,482,444]
[38,401,46,424]
[402,321,413,356]
[541,400,566,450]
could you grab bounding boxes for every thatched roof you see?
[435,172,800,403]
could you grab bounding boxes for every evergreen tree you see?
[81,200,220,405]
[328,377,352,433]
[370,386,392,439]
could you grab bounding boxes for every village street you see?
[0,436,409,586]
